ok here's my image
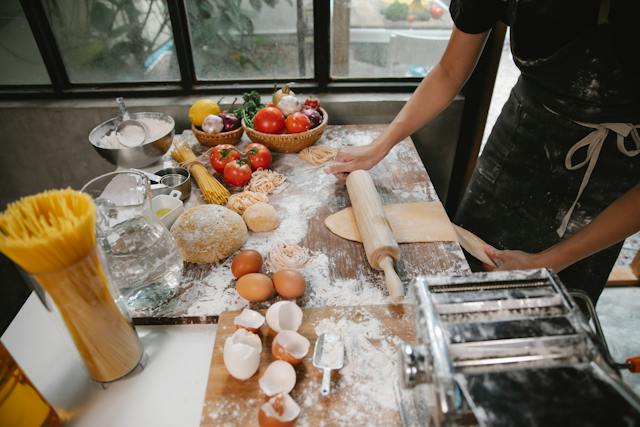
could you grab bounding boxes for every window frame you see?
[2,0,424,99]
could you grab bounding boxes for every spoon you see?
[114,97,148,148]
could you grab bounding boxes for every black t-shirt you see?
[450,0,640,122]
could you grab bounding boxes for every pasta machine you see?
[398,269,640,427]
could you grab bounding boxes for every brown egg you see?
[272,270,306,299]
[271,331,310,366]
[258,393,300,427]
[232,250,263,279]
[237,273,274,302]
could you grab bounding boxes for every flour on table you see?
[296,308,402,426]
[303,253,393,308]
[136,129,459,319]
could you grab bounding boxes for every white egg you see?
[233,308,265,332]
[259,360,296,396]
[223,328,262,380]
[266,301,303,333]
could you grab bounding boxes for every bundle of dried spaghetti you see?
[226,190,268,215]
[0,190,142,382]
[298,145,337,165]
[246,168,287,194]
[172,138,230,205]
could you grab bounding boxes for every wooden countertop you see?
[133,124,470,324]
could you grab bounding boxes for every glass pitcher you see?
[81,171,183,314]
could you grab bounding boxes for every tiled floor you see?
[597,287,640,396]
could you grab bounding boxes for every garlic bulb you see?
[202,114,224,134]
[276,95,301,117]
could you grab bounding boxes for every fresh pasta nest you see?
[171,205,247,264]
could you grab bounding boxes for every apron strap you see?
[557,122,640,237]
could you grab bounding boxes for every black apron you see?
[455,0,639,304]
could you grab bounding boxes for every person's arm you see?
[485,185,640,272]
[326,27,490,176]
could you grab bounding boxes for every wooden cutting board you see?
[201,305,415,427]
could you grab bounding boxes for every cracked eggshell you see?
[265,301,303,334]
[271,331,310,366]
[258,393,301,427]
[259,360,296,397]
[223,329,262,380]
[233,308,265,332]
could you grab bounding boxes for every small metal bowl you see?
[89,112,175,168]
[154,167,191,201]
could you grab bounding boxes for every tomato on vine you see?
[244,143,272,171]
[209,144,241,174]
[223,159,253,187]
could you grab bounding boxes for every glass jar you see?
[0,342,60,427]
[31,246,143,383]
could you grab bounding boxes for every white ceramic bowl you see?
[151,190,183,229]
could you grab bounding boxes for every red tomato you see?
[253,107,285,134]
[209,144,241,173]
[430,4,444,19]
[303,97,320,110]
[244,143,272,171]
[223,160,252,187]
[285,112,311,134]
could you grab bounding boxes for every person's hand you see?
[324,144,387,179]
[483,245,548,271]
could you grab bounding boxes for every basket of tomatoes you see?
[208,142,272,188]
[239,85,328,153]
[189,98,244,147]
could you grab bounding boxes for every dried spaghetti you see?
[172,138,230,205]
[0,190,142,382]
[226,191,268,215]
[267,242,312,272]
[246,168,287,194]
[298,145,337,165]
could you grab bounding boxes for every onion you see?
[277,95,302,117]
[272,83,295,106]
[302,108,322,128]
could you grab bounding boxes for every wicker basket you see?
[192,124,243,147]
[242,108,328,153]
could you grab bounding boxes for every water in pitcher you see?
[84,171,183,314]
[103,216,182,311]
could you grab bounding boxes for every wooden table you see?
[134,124,470,324]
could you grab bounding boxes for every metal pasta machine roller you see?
[399,268,640,427]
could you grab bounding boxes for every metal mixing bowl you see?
[89,112,175,168]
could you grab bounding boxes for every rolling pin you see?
[346,170,404,299]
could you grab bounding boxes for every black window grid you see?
[1,0,423,99]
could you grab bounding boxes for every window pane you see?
[44,0,180,83]
[331,0,453,78]
[0,0,50,85]
[186,0,314,81]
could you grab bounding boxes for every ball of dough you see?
[242,202,280,232]
[171,205,247,264]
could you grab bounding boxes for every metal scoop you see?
[312,333,344,396]
[114,97,148,148]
